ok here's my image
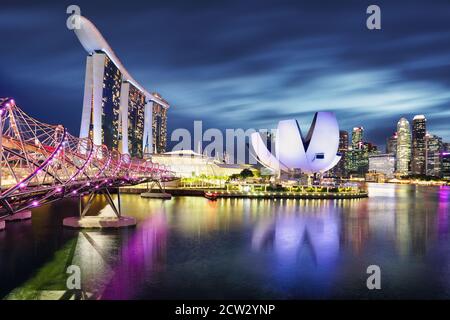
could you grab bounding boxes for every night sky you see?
[1,0,450,151]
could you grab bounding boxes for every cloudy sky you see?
[1,0,449,150]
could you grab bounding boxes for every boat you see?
[204,191,219,200]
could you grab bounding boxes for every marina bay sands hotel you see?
[73,16,169,158]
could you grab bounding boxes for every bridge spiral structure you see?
[0,98,174,219]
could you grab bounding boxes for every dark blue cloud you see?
[1,0,449,151]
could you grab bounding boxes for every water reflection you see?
[1,183,450,299]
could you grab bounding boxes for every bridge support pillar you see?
[140,180,172,199]
[5,210,32,222]
[0,220,5,231]
[63,188,136,229]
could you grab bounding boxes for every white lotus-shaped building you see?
[251,112,341,174]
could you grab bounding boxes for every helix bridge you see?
[0,97,175,221]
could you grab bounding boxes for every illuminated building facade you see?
[80,51,122,149]
[332,130,349,177]
[346,127,370,176]
[386,132,397,154]
[411,115,427,175]
[120,82,146,158]
[425,133,443,177]
[151,93,169,154]
[442,153,450,179]
[396,117,411,176]
[368,153,396,178]
[75,16,170,158]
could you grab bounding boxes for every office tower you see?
[442,152,450,179]
[386,132,397,154]
[152,93,169,153]
[333,130,349,177]
[352,127,364,149]
[396,117,411,176]
[369,153,396,178]
[411,115,427,175]
[425,133,443,177]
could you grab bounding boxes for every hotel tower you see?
[74,16,169,158]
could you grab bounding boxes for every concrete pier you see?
[5,210,32,222]
[140,192,172,199]
[0,220,5,231]
[63,216,137,229]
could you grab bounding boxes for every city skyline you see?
[1,0,450,152]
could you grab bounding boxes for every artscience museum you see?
[251,112,342,175]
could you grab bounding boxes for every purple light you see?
[19,183,26,188]
[72,190,77,194]
[56,187,62,192]
[442,152,450,156]
[32,201,39,207]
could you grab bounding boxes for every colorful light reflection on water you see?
[1,183,450,299]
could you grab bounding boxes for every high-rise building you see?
[386,132,397,154]
[151,93,169,154]
[80,51,122,149]
[333,130,349,177]
[368,153,396,178]
[442,152,450,179]
[346,128,371,177]
[352,127,364,149]
[120,82,146,158]
[74,16,170,158]
[425,133,443,177]
[396,117,411,176]
[411,115,427,175]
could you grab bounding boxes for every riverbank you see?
[120,187,368,199]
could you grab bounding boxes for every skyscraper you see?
[152,93,169,154]
[396,117,411,176]
[425,133,443,177]
[120,82,146,158]
[411,115,426,175]
[352,127,363,149]
[386,132,397,154]
[333,130,348,177]
[80,51,122,149]
[347,127,369,176]
[442,152,450,179]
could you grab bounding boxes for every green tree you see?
[240,169,254,179]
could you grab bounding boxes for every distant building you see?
[333,130,349,177]
[442,152,450,179]
[352,127,364,149]
[386,132,397,154]
[411,115,427,175]
[425,133,443,177]
[396,117,411,176]
[368,153,396,178]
